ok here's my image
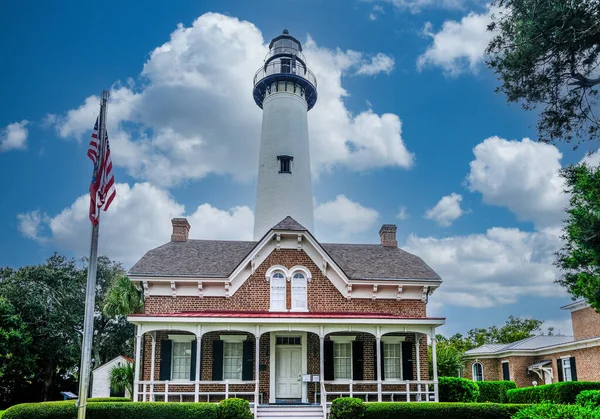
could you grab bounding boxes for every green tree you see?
[429,340,464,377]
[102,275,143,318]
[486,0,600,147]
[109,363,134,398]
[555,163,600,311]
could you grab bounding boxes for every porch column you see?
[376,333,382,402]
[150,332,157,401]
[133,332,142,402]
[319,328,325,411]
[194,334,202,402]
[431,330,438,402]
[255,327,260,416]
[415,334,421,401]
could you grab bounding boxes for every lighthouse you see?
[252,30,318,240]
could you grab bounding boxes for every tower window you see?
[277,155,293,173]
[281,58,291,74]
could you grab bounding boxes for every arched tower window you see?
[291,273,307,311]
[472,362,484,382]
[270,271,286,311]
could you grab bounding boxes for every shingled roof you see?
[129,217,441,281]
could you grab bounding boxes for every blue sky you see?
[1,0,595,336]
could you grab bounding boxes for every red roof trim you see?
[129,310,445,320]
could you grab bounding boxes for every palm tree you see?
[109,362,135,397]
[429,344,464,377]
[102,275,143,317]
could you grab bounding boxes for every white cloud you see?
[542,318,573,336]
[367,0,468,13]
[17,182,254,267]
[417,5,502,75]
[397,206,409,220]
[0,120,29,151]
[49,13,411,187]
[369,13,378,20]
[581,149,600,167]
[315,195,379,239]
[405,226,565,308]
[425,193,464,226]
[467,136,568,228]
[356,53,395,75]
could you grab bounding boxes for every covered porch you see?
[128,311,444,415]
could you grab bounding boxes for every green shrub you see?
[330,397,365,419]
[511,402,600,419]
[218,398,252,419]
[577,390,600,409]
[0,410,4,418]
[363,402,528,419]
[438,376,480,402]
[3,401,219,419]
[508,382,600,404]
[87,397,131,403]
[477,381,517,403]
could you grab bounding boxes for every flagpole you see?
[77,90,109,419]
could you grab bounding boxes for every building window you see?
[472,362,484,382]
[171,341,192,381]
[281,58,291,73]
[562,358,573,381]
[291,273,307,310]
[223,342,243,380]
[277,155,293,173]
[334,342,352,380]
[270,271,286,311]
[384,342,402,380]
[502,361,510,380]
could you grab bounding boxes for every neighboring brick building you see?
[464,301,600,388]
[126,29,445,418]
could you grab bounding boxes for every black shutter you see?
[502,362,510,381]
[557,359,563,382]
[570,357,578,381]
[352,341,364,380]
[402,341,414,380]
[190,340,197,381]
[380,341,385,381]
[373,341,378,380]
[212,340,224,381]
[242,340,254,381]
[159,340,172,381]
[324,340,334,380]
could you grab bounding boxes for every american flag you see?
[88,117,116,225]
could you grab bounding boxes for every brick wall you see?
[571,307,600,341]
[464,358,501,382]
[144,249,426,317]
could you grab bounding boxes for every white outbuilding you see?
[91,355,133,398]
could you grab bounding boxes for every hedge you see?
[0,411,4,418]
[218,398,252,419]
[330,397,365,419]
[2,401,219,419]
[363,402,529,419]
[511,402,600,419]
[577,390,600,409]
[87,398,131,403]
[507,382,600,404]
[438,377,480,402]
[476,381,517,403]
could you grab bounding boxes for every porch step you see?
[256,405,324,419]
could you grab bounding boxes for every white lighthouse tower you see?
[252,30,318,240]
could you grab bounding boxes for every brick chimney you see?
[379,224,397,247]
[171,218,191,242]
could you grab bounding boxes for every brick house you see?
[463,301,600,388]
[126,29,445,418]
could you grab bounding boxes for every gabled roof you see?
[129,216,440,281]
[465,335,575,356]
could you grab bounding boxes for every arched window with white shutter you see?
[270,271,286,311]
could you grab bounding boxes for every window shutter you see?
[502,362,510,381]
[557,359,563,382]
[324,340,334,380]
[159,340,172,381]
[402,341,414,380]
[380,341,385,381]
[242,340,254,381]
[373,341,378,380]
[189,340,197,381]
[212,340,224,381]
[352,340,364,380]
[570,357,578,381]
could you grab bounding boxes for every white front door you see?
[275,346,302,399]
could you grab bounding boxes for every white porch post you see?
[195,334,202,402]
[150,332,156,402]
[431,329,439,402]
[319,327,325,415]
[415,334,421,402]
[133,332,142,402]
[255,327,260,416]
[376,327,382,402]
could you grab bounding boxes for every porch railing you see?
[134,380,257,404]
[321,380,438,403]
